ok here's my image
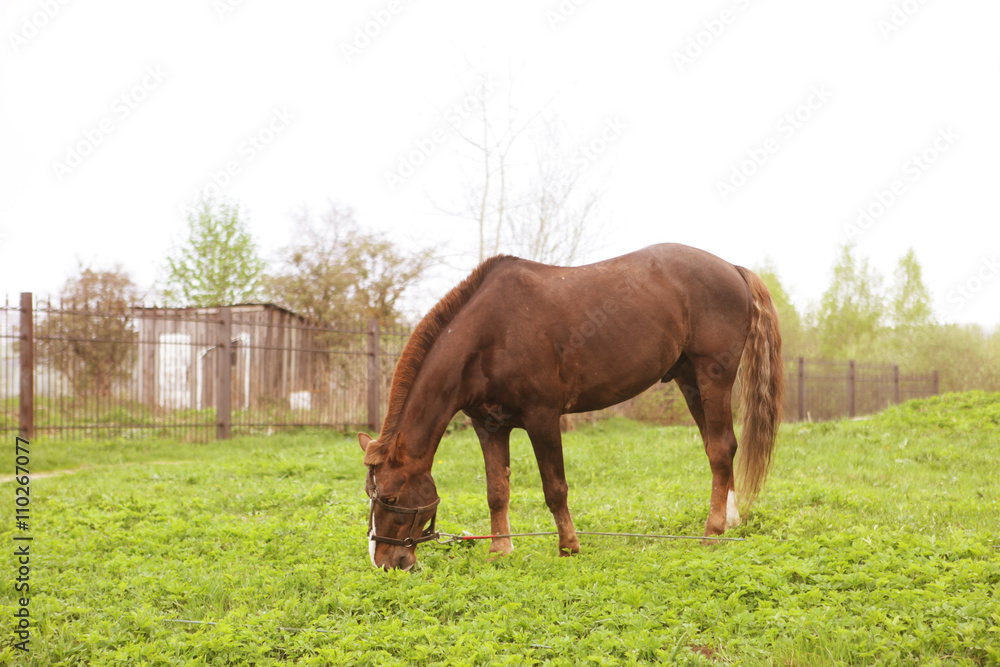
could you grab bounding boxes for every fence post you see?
[19,293,34,440]
[797,356,805,422]
[847,360,856,419]
[932,370,939,395]
[893,365,900,405]
[216,307,232,440]
[367,318,380,434]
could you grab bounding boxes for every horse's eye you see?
[384,497,397,506]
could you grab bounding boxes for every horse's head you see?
[358,432,439,571]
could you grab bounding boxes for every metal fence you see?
[1,293,939,441]
[783,358,939,422]
[577,358,939,426]
[2,294,407,442]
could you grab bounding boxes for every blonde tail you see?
[734,266,784,510]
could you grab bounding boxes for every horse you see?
[358,243,783,571]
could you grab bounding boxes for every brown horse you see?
[358,243,783,570]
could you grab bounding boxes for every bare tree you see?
[451,88,532,262]
[506,121,602,265]
[442,82,603,266]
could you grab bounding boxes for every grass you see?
[1,392,999,665]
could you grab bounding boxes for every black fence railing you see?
[2,294,408,442]
[783,357,938,422]
[580,357,938,427]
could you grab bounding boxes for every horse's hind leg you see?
[472,419,515,555]
[523,411,580,556]
[672,357,740,537]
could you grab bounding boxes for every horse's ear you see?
[359,433,388,466]
[363,435,388,466]
[363,432,402,467]
[389,432,406,465]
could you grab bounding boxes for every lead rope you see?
[437,530,751,544]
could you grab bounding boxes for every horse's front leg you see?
[472,418,514,555]
[524,413,580,556]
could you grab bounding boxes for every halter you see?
[366,468,440,548]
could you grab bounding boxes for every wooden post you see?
[893,365,900,405]
[19,293,34,440]
[932,370,939,395]
[140,307,155,406]
[797,356,805,422]
[216,307,232,440]
[367,318,380,434]
[847,360,856,419]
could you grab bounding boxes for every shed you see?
[129,303,332,412]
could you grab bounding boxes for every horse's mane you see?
[364,254,513,465]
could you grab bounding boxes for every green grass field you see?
[2,392,999,665]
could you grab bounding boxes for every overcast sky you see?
[1,0,998,328]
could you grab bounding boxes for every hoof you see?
[704,516,726,538]
[702,520,726,546]
[558,543,581,557]
[488,539,514,556]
